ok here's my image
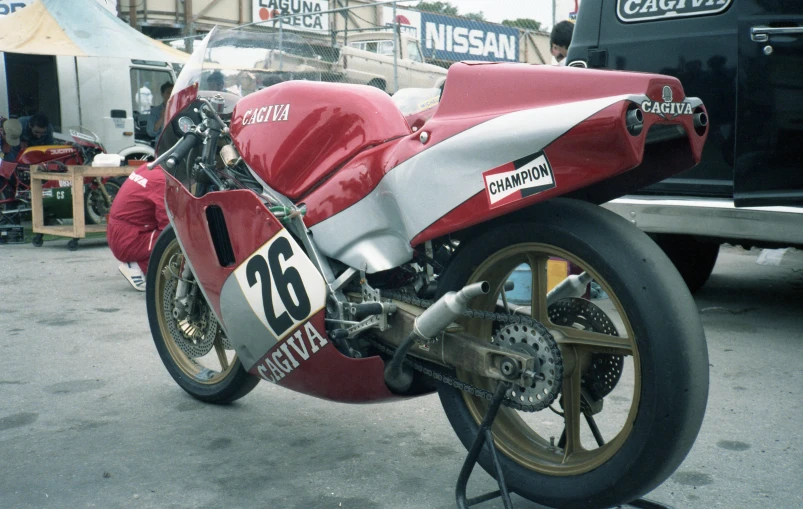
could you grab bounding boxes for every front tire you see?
[146,226,259,403]
[437,199,709,509]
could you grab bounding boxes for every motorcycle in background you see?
[0,127,124,245]
[144,28,710,509]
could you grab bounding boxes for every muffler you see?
[384,281,490,393]
[626,107,644,136]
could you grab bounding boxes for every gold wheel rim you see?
[154,238,237,384]
[460,243,641,476]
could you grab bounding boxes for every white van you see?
[0,53,176,161]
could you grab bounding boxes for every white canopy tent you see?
[0,0,188,63]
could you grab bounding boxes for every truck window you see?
[406,41,423,63]
[347,42,365,51]
[130,68,173,138]
[4,53,62,130]
[378,41,394,56]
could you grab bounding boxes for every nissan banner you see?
[421,13,519,63]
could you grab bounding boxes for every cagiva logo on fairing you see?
[641,86,693,119]
[241,104,290,126]
[483,151,556,208]
[255,322,328,383]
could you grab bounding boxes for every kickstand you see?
[456,381,515,509]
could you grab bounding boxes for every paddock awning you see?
[0,0,189,63]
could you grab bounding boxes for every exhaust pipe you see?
[384,281,490,393]
[693,111,708,128]
[626,107,644,135]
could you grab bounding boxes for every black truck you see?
[567,0,803,291]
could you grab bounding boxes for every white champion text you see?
[484,153,555,206]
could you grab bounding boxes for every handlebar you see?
[146,129,202,171]
[165,131,202,170]
[144,98,226,172]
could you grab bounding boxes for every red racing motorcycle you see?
[146,28,710,509]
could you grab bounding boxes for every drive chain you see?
[371,290,564,413]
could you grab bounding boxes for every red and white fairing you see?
[229,62,706,273]
[164,56,705,401]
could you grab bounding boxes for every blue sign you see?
[420,12,519,63]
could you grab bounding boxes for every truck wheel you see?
[652,234,719,293]
[367,79,386,91]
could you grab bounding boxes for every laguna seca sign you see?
[617,0,732,23]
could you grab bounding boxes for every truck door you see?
[75,56,134,155]
[735,15,803,206]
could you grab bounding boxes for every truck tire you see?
[652,234,719,293]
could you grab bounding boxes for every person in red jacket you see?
[107,164,168,291]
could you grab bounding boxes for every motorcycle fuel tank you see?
[17,145,79,165]
[229,81,411,200]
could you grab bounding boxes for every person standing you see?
[135,82,153,114]
[550,20,575,66]
[107,164,168,291]
[146,82,174,139]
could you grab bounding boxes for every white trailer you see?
[0,53,176,161]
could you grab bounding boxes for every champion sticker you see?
[483,151,556,208]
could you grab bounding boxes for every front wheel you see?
[146,226,259,403]
[436,199,709,509]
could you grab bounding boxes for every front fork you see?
[171,258,197,321]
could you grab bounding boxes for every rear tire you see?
[436,199,709,509]
[146,226,259,404]
[652,234,719,293]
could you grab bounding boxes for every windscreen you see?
[171,26,323,116]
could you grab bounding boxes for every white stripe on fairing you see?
[310,94,647,272]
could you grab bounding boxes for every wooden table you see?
[29,165,134,247]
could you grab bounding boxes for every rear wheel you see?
[146,227,259,403]
[437,199,709,509]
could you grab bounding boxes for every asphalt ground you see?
[0,239,801,509]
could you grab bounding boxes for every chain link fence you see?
[162,1,555,95]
